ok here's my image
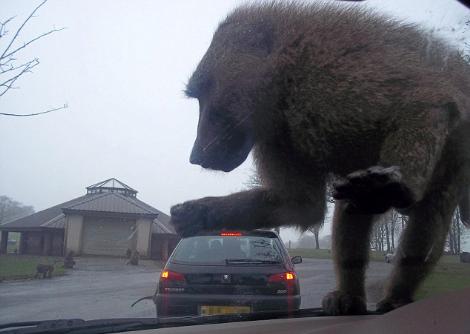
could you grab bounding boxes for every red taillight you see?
[220,231,242,236]
[160,270,185,281]
[268,271,296,283]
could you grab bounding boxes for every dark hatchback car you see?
[156,230,302,317]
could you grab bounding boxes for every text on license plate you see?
[200,305,251,316]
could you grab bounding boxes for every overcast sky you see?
[1,0,468,243]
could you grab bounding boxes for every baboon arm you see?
[171,188,326,236]
[379,105,455,203]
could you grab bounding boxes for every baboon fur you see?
[35,264,54,279]
[64,251,76,269]
[170,2,470,315]
[127,250,140,265]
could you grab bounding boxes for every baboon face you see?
[185,20,274,172]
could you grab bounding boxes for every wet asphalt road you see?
[0,257,392,324]
[294,258,393,309]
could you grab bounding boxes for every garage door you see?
[82,217,135,256]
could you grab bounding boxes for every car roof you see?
[189,229,279,238]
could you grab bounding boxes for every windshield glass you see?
[171,236,283,264]
[0,0,469,329]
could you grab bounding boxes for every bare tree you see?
[370,210,406,253]
[465,18,470,63]
[306,181,337,249]
[307,225,322,250]
[370,205,467,256]
[0,195,34,224]
[447,208,464,255]
[0,0,67,117]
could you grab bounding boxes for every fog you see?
[0,0,468,243]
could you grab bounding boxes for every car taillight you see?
[160,270,185,293]
[268,271,296,283]
[220,231,242,236]
[160,270,185,282]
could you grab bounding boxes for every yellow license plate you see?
[200,305,251,316]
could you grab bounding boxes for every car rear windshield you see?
[170,235,285,265]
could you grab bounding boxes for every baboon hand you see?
[322,291,367,316]
[376,296,413,313]
[170,197,217,237]
[333,166,415,214]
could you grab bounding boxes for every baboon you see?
[35,264,54,279]
[64,251,76,269]
[170,2,470,315]
[127,250,140,265]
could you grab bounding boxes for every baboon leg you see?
[377,184,459,312]
[322,200,375,315]
[379,105,455,204]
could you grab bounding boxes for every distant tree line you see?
[370,210,406,253]
[0,195,34,225]
[370,208,466,255]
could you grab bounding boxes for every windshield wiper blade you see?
[0,309,326,334]
[0,308,383,334]
[0,318,157,334]
[225,258,281,264]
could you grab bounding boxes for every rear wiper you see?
[225,258,281,264]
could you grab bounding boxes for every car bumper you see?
[156,293,301,317]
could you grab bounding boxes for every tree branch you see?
[0,59,35,76]
[0,0,66,117]
[0,104,68,117]
[2,27,65,60]
[0,59,39,97]
[0,16,16,38]
[0,0,49,59]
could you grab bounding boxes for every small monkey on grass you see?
[170,2,470,315]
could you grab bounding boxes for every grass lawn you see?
[6,232,20,253]
[416,256,470,300]
[287,248,385,262]
[287,249,470,300]
[0,255,66,281]
[287,248,333,260]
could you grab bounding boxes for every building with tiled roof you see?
[0,179,179,260]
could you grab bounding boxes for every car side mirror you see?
[291,256,302,264]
